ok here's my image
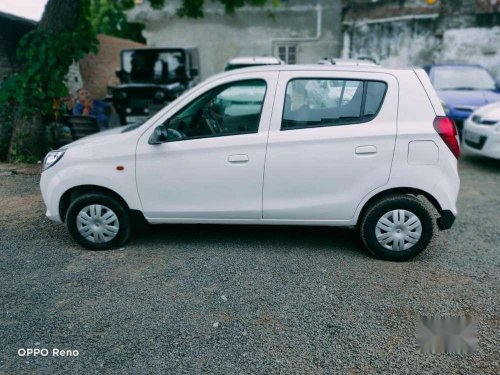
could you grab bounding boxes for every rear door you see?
[263,70,398,221]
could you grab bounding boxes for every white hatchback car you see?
[463,101,500,159]
[41,65,460,261]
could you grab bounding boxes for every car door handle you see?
[228,154,249,163]
[355,146,377,155]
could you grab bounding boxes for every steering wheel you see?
[203,107,222,134]
[167,128,184,140]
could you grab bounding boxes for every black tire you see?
[66,193,131,250]
[359,195,434,261]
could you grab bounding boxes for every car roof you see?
[199,64,416,87]
[211,64,412,77]
[226,56,283,65]
[120,47,197,52]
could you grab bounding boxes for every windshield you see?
[121,50,186,83]
[432,66,496,90]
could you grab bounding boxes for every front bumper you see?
[40,168,67,223]
[463,120,500,159]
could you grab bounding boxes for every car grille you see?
[464,135,487,150]
[131,98,153,109]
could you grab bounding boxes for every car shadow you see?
[461,153,500,172]
[132,223,367,258]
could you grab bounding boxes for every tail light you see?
[433,116,460,159]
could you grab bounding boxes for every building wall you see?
[344,17,442,68]
[0,13,36,81]
[78,34,145,99]
[441,26,500,79]
[129,0,342,79]
[343,0,500,79]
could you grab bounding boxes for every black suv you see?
[112,48,200,125]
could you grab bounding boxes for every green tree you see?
[0,0,98,162]
[91,0,145,43]
[171,0,275,18]
[0,0,277,162]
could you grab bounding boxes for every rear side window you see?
[364,81,387,119]
[281,79,387,130]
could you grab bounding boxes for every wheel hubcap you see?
[375,209,422,251]
[76,204,119,243]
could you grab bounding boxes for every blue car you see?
[423,64,500,138]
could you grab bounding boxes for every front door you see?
[263,70,398,221]
[136,73,278,220]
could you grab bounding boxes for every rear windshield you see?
[282,79,387,130]
[432,66,496,91]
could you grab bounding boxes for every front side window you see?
[282,79,387,130]
[164,80,267,141]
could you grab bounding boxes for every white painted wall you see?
[440,27,500,80]
[129,1,342,79]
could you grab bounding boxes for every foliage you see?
[149,0,278,18]
[90,0,146,43]
[0,0,98,161]
[0,0,276,162]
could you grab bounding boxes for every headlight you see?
[440,100,450,115]
[43,150,65,171]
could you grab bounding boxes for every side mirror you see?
[148,124,169,145]
[190,68,199,77]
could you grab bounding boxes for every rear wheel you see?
[359,195,433,261]
[66,193,131,250]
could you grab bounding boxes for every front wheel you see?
[359,195,434,261]
[66,193,131,250]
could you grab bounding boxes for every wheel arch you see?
[59,185,130,223]
[357,187,442,226]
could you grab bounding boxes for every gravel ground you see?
[0,153,499,374]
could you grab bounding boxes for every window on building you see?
[281,79,387,130]
[278,45,297,64]
[164,79,267,141]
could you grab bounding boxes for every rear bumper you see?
[437,210,456,230]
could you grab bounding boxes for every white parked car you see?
[40,65,460,261]
[224,56,284,71]
[463,102,500,159]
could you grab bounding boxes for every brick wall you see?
[79,34,144,99]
